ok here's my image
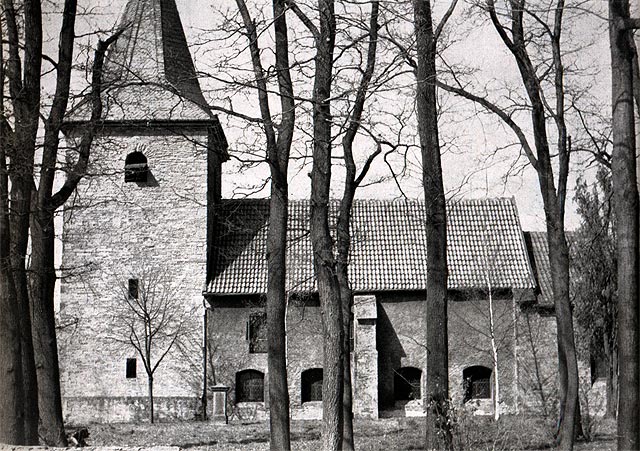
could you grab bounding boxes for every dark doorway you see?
[394,367,422,401]
[301,368,323,403]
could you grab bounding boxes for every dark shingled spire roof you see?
[70,0,213,122]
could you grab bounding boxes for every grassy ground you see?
[79,415,616,451]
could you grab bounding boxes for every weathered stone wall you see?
[516,307,559,415]
[376,291,518,415]
[210,290,523,419]
[59,126,213,423]
[207,294,324,420]
[515,306,600,417]
[376,293,427,410]
[63,396,200,424]
[448,292,518,411]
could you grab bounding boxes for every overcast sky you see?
[48,0,613,231]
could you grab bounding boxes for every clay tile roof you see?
[523,232,552,306]
[68,0,212,122]
[524,231,577,308]
[205,197,536,295]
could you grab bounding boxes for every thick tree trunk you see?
[234,1,294,448]
[608,1,640,448]
[309,2,343,450]
[4,0,47,443]
[18,278,38,444]
[545,214,579,450]
[0,155,25,445]
[314,250,344,451]
[336,121,358,451]
[603,336,618,418]
[10,180,39,445]
[266,1,295,449]
[8,182,38,444]
[0,257,24,444]
[412,1,451,449]
[30,209,67,446]
[0,39,25,439]
[266,185,291,451]
[337,253,354,451]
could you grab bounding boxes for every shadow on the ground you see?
[179,440,218,449]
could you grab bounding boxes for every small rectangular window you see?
[126,358,137,378]
[128,279,139,300]
[248,312,267,354]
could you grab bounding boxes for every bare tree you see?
[1,0,43,442]
[437,1,584,446]
[332,2,384,449]
[305,2,345,449]
[107,265,198,424]
[0,11,24,444]
[411,0,457,448]
[204,2,397,447]
[0,0,117,444]
[607,0,640,447]
[232,0,296,448]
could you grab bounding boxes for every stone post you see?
[353,294,379,419]
[210,384,229,423]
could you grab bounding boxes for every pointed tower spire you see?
[93,0,212,121]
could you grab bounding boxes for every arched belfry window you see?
[124,151,149,183]
[463,366,492,403]
[394,367,422,401]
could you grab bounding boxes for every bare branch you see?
[50,30,123,209]
[437,80,539,171]
[434,0,459,43]
[285,0,320,41]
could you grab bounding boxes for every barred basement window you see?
[463,365,492,403]
[301,368,323,403]
[124,151,149,183]
[394,367,422,401]
[128,278,139,300]
[126,358,137,379]
[247,312,267,354]
[236,370,264,402]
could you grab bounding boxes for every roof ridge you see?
[223,197,517,206]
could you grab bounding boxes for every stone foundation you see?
[63,396,201,425]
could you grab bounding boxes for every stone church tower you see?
[60,0,227,423]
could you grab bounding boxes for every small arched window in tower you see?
[394,367,422,401]
[463,365,492,403]
[301,368,323,403]
[124,151,149,183]
[235,369,264,403]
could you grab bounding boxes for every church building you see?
[59,0,564,424]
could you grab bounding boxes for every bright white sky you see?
[44,0,613,231]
